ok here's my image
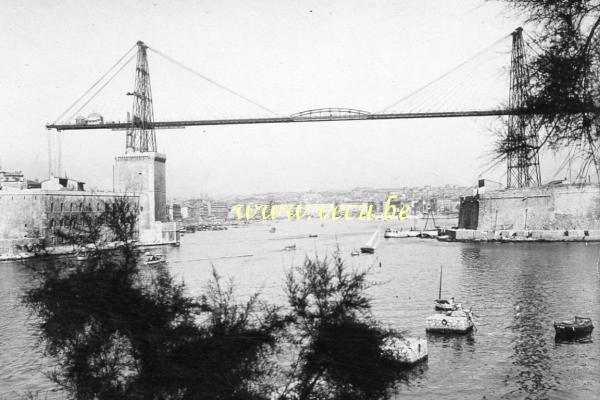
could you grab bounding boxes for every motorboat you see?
[384,228,410,238]
[144,254,165,265]
[554,316,594,340]
[350,249,360,256]
[309,234,318,238]
[418,229,439,239]
[269,227,277,233]
[426,305,474,334]
[284,244,296,251]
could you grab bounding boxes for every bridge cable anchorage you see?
[147,46,281,117]
[377,33,511,114]
[52,44,137,125]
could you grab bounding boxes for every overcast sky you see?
[0,0,573,197]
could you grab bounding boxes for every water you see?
[1,219,599,399]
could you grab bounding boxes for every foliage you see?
[23,197,284,400]
[500,1,600,176]
[281,251,407,400]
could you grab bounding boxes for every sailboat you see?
[361,228,379,254]
[434,265,455,311]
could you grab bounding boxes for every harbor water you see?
[1,219,599,399]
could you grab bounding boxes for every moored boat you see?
[417,229,439,238]
[554,316,594,340]
[384,228,410,238]
[144,254,165,265]
[284,244,296,251]
[350,249,360,256]
[426,305,474,334]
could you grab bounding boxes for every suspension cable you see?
[378,33,511,113]
[148,46,281,117]
[66,53,137,123]
[52,44,137,124]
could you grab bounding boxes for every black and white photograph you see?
[1,1,599,399]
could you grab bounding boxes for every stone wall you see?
[0,189,139,256]
[477,184,600,231]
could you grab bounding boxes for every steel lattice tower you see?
[506,27,541,188]
[126,41,156,153]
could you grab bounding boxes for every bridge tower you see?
[115,41,167,234]
[506,27,541,189]
[126,41,156,153]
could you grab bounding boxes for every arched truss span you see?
[290,108,371,121]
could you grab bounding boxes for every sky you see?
[0,0,573,197]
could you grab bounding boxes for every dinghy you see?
[554,316,594,340]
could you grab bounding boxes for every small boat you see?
[75,249,95,261]
[309,234,318,238]
[350,249,360,256]
[434,265,455,311]
[284,244,296,251]
[144,254,165,265]
[554,316,594,340]
[361,228,380,254]
[426,305,474,334]
[269,227,277,233]
[384,228,410,238]
[417,229,439,239]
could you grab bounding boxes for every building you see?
[0,170,26,190]
[114,152,177,244]
[456,182,600,241]
[0,184,139,257]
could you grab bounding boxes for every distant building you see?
[209,201,230,220]
[41,176,85,191]
[0,170,25,190]
[168,202,182,222]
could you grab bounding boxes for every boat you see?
[350,249,360,256]
[384,228,410,238]
[361,228,379,254]
[75,248,96,261]
[436,235,453,242]
[434,265,455,311]
[417,229,439,239]
[269,227,276,233]
[308,234,318,238]
[406,229,421,237]
[75,250,91,261]
[554,316,594,340]
[284,244,296,251]
[426,305,474,334]
[144,254,165,265]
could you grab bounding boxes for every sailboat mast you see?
[438,265,443,299]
